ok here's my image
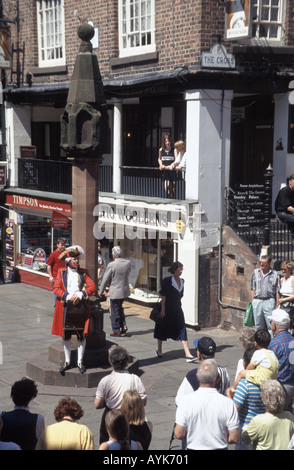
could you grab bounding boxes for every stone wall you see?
[220,225,258,330]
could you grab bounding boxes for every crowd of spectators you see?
[2,311,294,450]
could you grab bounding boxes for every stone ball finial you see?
[78,23,95,42]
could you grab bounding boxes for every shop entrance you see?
[230,94,274,187]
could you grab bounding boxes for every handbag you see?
[244,301,254,327]
[149,301,162,323]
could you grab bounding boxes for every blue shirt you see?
[233,378,265,426]
[269,331,294,383]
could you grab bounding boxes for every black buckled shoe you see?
[78,362,86,374]
[59,362,71,375]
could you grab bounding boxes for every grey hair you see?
[112,246,122,258]
[108,345,130,370]
[239,327,256,348]
[260,379,285,414]
[275,319,290,331]
[197,359,218,386]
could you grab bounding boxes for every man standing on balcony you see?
[98,246,131,337]
[250,255,280,336]
[275,174,294,236]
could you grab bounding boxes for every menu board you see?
[230,184,266,228]
[5,219,15,281]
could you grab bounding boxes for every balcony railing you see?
[17,160,186,200]
[121,166,186,199]
[18,158,72,194]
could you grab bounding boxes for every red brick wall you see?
[4,1,294,87]
[3,0,225,83]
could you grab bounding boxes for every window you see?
[252,0,284,41]
[119,0,155,57]
[36,0,65,67]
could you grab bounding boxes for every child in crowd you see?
[99,409,143,451]
[232,329,279,389]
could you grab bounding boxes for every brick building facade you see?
[2,1,294,329]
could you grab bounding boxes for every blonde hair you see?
[174,140,186,152]
[121,390,145,426]
[281,261,294,273]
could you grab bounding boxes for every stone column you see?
[113,100,123,194]
[72,159,98,282]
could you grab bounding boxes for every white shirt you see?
[172,276,184,292]
[251,349,276,369]
[175,152,186,170]
[66,267,83,301]
[176,388,239,450]
[280,276,294,297]
[95,371,147,409]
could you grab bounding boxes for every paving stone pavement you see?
[0,282,244,452]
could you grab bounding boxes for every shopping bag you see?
[149,301,162,322]
[244,301,254,327]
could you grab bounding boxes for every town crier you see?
[51,245,96,375]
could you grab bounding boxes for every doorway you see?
[230,94,274,188]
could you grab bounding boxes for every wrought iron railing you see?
[99,165,113,193]
[17,160,186,200]
[18,158,72,194]
[121,166,186,199]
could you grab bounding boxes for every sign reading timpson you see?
[0,25,11,69]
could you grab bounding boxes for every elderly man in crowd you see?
[99,246,131,337]
[268,308,294,411]
[174,359,239,450]
[250,255,280,336]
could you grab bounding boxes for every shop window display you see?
[17,214,71,272]
[119,234,174,300]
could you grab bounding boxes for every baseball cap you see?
[268,308,290,323]
[193,336,216,356]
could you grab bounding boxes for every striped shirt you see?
[233,378,265,426]
[250,268,280,299]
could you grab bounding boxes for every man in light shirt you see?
[174,359,239,450]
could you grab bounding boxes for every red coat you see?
[51,267,97,338]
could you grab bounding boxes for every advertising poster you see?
[5,219,15,281]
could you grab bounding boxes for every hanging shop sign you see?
[225,0,252,40]
[51,211,69,229]
[0,25,11,69]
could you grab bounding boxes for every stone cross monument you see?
[60,22,108,283]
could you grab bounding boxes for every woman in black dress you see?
[158,134,176,196]
[154,261,196,362]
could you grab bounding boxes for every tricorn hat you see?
[59,245,85,262]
